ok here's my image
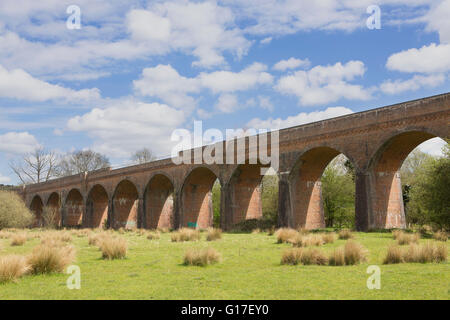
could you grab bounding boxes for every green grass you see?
[0,230,448,299]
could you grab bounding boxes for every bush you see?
[0,191,34,229]
[99,237,127,260]
[10,233,27,246]
[281,248,328,266]
[338,229,353,240]
[206,228,222,241]
[171,228,201,242]
[321,233,337,244]
[433,231,448,242]
[28,244,75,274]
[383,245,403,264]
[0,255,30,283]
[343,241,367,265]
[396,232,420,245]
[291,234,324,247]
[88,232,109,246]
[183,248,221,266]
[275,228,298,244]
[42,206,59,229]
[383,242,447,264]
[146,232,161,240]
[328,247,346,266]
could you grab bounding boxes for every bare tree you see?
[132,148,156,164]
[57,150,110,176]
[9,148,58,185]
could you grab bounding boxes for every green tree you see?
[260,174,278,224]
[0,190,34,229]
[212,180,221,228]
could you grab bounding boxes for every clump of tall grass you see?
[183,248,221,266]
[275,228,298,244]
[98,237,127,260]
[28,244,76,274]
[338,229,353,240]
[281,248,328,266]
[383,242,447,264]
[146,232,161,240]
[396,232,420,245]
[206,228,222,241]
[88,232,109,246]
[383,245,404,264]
[328,247,346,266]
[321,233,337,244]
[343,241,367,265]
[171,228,201,242]
[0,231,11,239]
[0,255,30,283]
[290,234,324,247]
[10,233,27,246]
[433,231,448,242]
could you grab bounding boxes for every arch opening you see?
[46,192,61,227]
[369,131,446,229]
[113,180,138,229]
[65,189,84,227]
[289,147,355,230]
[181,167,219,229]
[144,175,174,229]
[87,185,109,228]
[30,195,44,227]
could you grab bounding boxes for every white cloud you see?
[66,100,186,158]
[275,61,372,106]
[423,0,450,44]
[386,43,450,74]
[258,96,274,112]
[127,9,171,42]
[273,57,310,71]
[0,64,100,102]
[247,106,354,129]
[417,137,448,157]
[215,93,239,113]
[260,37,272,44]
[380,74,446,94]
[0,131,40,154]
[0,174,11,184]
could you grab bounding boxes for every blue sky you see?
[0,0,449,184]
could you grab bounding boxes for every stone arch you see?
[144,174,175,229]
[65,188,84,227]
[181,166,219,229]
[288,146,355,229]
[86,184,109,228]
[46,192,62,227]
[112,179,139,229]
[366,130,446,229]
[30,195,44,227]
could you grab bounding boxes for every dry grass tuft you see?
[10,233,27,246]
[383,242,447,264]
[0,231,11,239]
[146,232,161,240]
[28,244,75,274]
[383,245,404,264]
[206,228,222,241]
[321,233,337,244]
[0,255,30,283]
[433,231,448,242]
[281,248,328,265]
[171,228,201,242]
[338,229,353,240]
[290,234,324,247]
[183,248,221,266]
[275,228,298,244]
[88,232,109,246]
[99,236,127,260]
[396,232,420,245]
[328,247,346,266]
[251,228,261,234]
[343,241,367,265]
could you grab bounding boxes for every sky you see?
[0,0,449,185]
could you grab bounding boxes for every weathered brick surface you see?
[113,180,138,229]
[46,192,62,227]
[145,174,174,229]
[30,195,43,227]
[20,93,450,231]
[86,184,109,228]
[65,189,84,227]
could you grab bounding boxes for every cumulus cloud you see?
[0,64,100,102]
[66,100,186,158]
[215,93,239,113]
[386,43,450,74]
[380,74,446,94]
[0,174,11,184]
[247,106,354,129]
[0,131,40,154]
[275,61,372,106]
[417,137,448,157]
[273,57,310,71]
[423,0,450,44]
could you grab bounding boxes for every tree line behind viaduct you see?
[23,93,450,231]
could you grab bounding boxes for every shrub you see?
[183,248,221,266]
[383,245,403,264]
[281,248,303,265]
[0,231,11,239]
[291,234,324,247]
[0,191,34,229]
[328,247,346,266]
[206,228,222,241]
[321,233,337,244]
[171,228,201,242]
[433,231,448,242]
[28,244,75,274]
[338,229,353,240]
[0,255,30,283]
[251,228,261,234]
[10,233,27,246]
[99,237,127,260]
[343,241,367,265]
[397,232,420,245]
[147,232,161,240]
[275,228,298,244]
[281,248,328,266]
[42,206,59,229]
[392,229,403,240]
[88,232,109,246]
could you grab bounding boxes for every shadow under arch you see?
[30,195,44,227]
[65,188,84,227]
[181,166,219,229]
[144,174,175,229]
[112,179,139,229]
[46,192,62,227]
[86,184,109,228]
[288,146,356,229]
[367,130,445,229]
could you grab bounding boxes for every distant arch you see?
[112,179,139,229]
[144,174,175,229]
[86,184,109,228]
[30,195,44,227]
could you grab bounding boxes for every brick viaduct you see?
[21,93,449,231]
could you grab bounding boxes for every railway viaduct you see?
[20,93,450,231]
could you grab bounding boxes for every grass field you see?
[0,229,448,300]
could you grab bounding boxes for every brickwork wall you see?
[145,175,174,229]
